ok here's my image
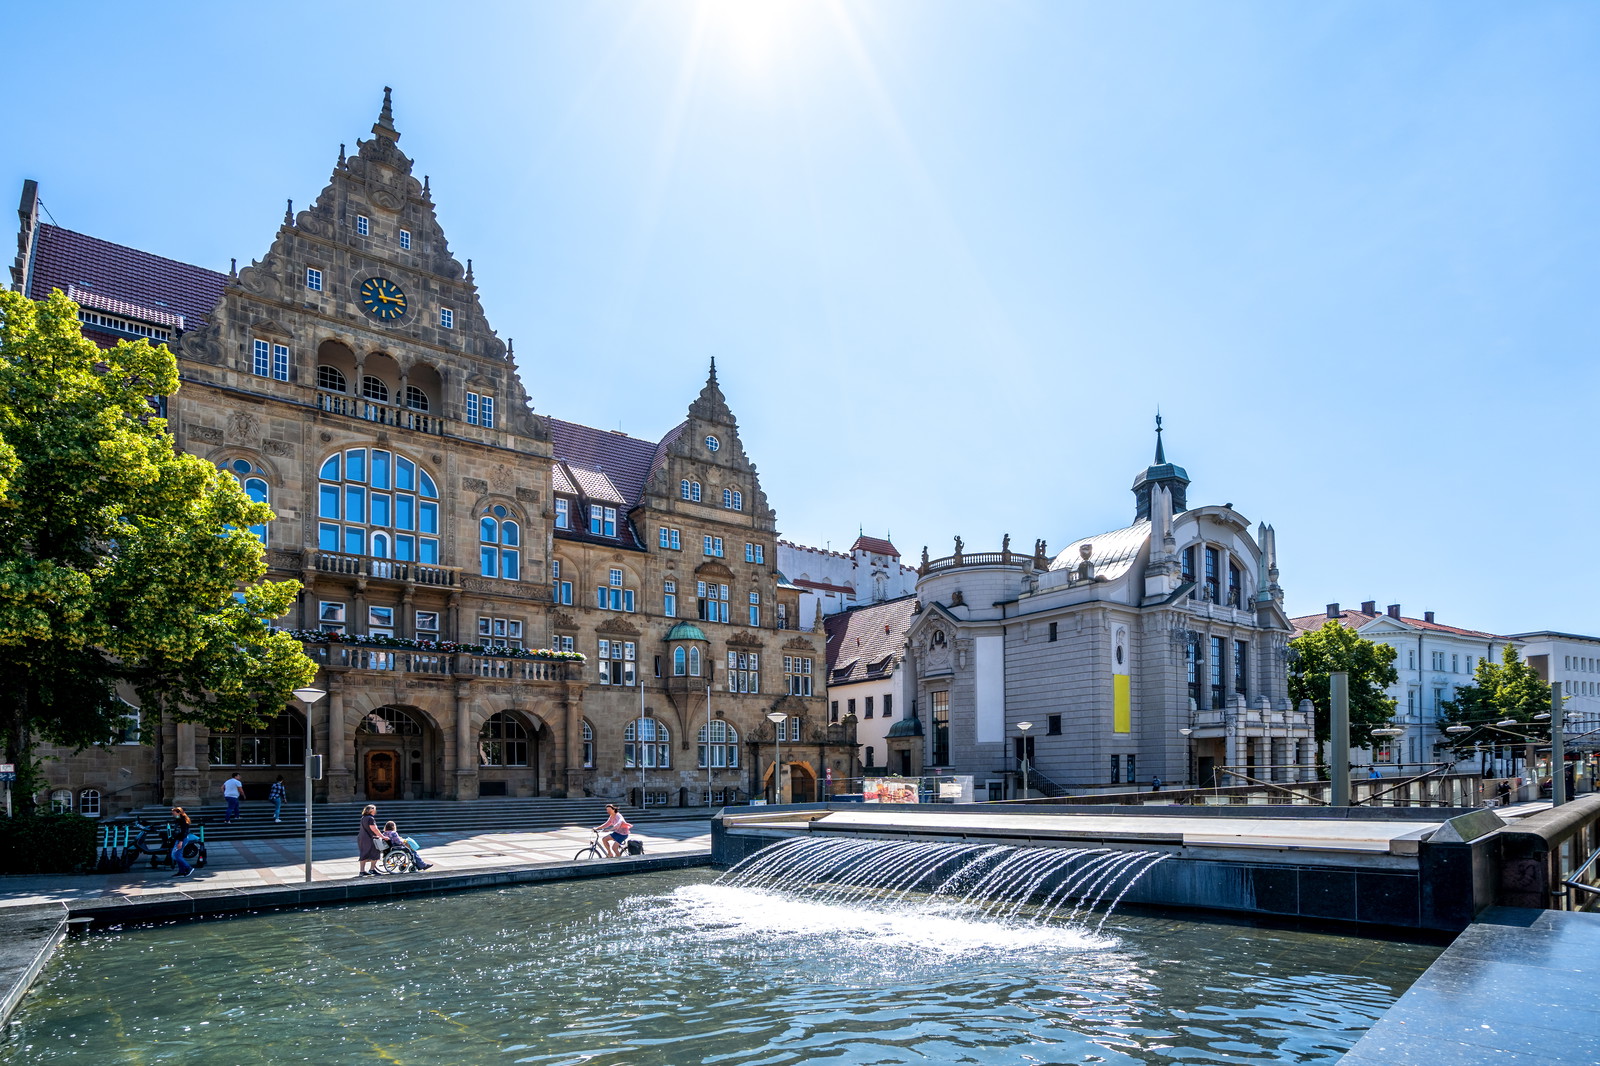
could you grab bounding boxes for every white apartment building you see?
[1507,631,1600,734]
[778,534,919,625]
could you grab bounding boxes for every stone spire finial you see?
[373,86,399,141]
[1154,410,1166,464]
[423,175,431,197]
[465,258,474,282]
[284,199,293,226]
[229,258,237,280]
[708,356,718,386]
[338,143,346,166]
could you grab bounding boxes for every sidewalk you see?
[0,822,714,910]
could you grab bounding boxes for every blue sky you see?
[5,1,1596,634]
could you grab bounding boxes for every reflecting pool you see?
[1,869,1442,1065]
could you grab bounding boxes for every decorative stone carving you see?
[516,487,539,504]
[227,411,260,441]
[190,426,223,444]
[462,477,489,495]
[263,439,294,457]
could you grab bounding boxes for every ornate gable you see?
[642,360,774,525]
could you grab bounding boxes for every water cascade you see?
[719,836,1168,931]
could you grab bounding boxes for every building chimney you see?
[1387,604,1401,619]
[1361,600,1376,615]
[1424,611,1435,624]
[1326,603,1340,619]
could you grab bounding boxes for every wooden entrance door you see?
[365,750,400,800]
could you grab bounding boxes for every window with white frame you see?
[597,639,637,686]
[723,488,743,511]
[748,592,761,627]
[786,716,801,741]
[624,718,671,768]
[253,339,270,377]
[689,646,702,675]
[306,267,323,291]
[404,385,429,411]
[477,616,524,649]
[415,611,439,634]
[554,635,575,653]
[479,506,521,580]
[698,720,740,768]
[356,215,370,236]
[596,568,636,612]
[680,479,701,502]
[784,656,813,696]
[726,651,759,693]
[554,498,571,529]
[50,789,73,813]
[272,343,289,381]
[703,535,724,557]
[589,505,618,538]
[663,579,677,618]
[744,542,764,564]
[399,229,411,250]
[659,526,681,550]
[368,605,394,637]
[440,308,454,329]
[698,581,730,623]
[319,601,346,634]
[673,645,687,676]
[363,375,389,402]
[466,392,496,428]
[551,559,573,605]
[317,448,440,564]
[78,789,102,818]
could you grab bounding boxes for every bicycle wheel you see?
[574,844,600,861]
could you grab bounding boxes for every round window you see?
[492,505,507,518]
[705,435,720,452]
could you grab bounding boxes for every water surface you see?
[0,869,1441,1065]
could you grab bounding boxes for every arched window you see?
[49,789,73,813]
[688,646,701,676]
[624,718,671,769]
[209,708,307,766]
[357,707,424,736]
[479,712,529,767]
[405,385,430,411]
[317,448,440,564]
[362,376,390,402]
[581,720,594,768]
[317,365,348,393]
[479,506,521,580]
[698,720,740,769]
[673,647,686,676]
[217,459,271,545]
[78,789,102,818]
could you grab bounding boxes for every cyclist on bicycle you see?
[593,804,632,858]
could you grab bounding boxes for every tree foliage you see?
[1438,644,1551,754]
[1287,620,1399,747]
[0,290,316,804]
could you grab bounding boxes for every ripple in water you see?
[0,869,1440,1066]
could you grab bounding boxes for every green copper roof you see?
[665,622,708,642]
[886,717,925,738]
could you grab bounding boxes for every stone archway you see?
[355,705,442,800]
[476,709,551,798]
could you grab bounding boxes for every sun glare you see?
[697,0,805,75]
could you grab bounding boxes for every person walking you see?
[222,772,244,823]
[168,806,198,878]
[269,775,287,823]
[357,804,384,876]
[1151,776,1162,793]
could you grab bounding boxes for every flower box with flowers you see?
[280,629,585,662]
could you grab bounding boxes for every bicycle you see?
[574,830,620,861]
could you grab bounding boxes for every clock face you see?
[359,277,408,321]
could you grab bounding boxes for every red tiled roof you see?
[824,595,918,678]
[851,535,899,558]
[67,286,187,328]
[26,225,226,328]
[793,577,855,595]
[1289,608,1504,641]
[546,417,669,507]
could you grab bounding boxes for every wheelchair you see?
[376,836,423,873]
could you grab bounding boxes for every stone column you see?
[453,679,477,800]
[562,690,582,795]
[325,688,355,802]
[173,721,202,807]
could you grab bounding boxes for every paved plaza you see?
[0,822,714,911]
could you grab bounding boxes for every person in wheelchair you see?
[379,820,434,871]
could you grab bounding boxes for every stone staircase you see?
[126,796,715,842]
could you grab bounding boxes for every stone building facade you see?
[903,427,1314,797]
[778,534,919,624]
[11,91,840,815]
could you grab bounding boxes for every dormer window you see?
[356,215,370,236]
[589,505,617,538]
[554,498,571,529]
[399,229,411,250]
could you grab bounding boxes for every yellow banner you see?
[1113,674,1131,733]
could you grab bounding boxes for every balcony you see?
[302,642,578,683]
[313,551,460,587]
[316,391,443,435]
[1192,696,1313,738]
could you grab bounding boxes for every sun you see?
[697,0,805,76]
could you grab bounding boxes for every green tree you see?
[0,290,316,808]
[1438,645,1551,761]
[1287,620,1399,747]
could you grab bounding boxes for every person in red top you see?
[593,804,632,858]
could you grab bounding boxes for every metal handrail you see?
[1219,768,1330,805]
[1561,845,1600,911]
[1355,761,1453,807]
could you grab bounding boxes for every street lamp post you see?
[1179,727,1194,788]
[292,686,327,884]
[1016,721,1032,800]
[766,711,788,804]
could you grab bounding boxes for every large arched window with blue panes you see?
[478,506,521,580]
[218,459,270,545]
[316,448,440,564]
